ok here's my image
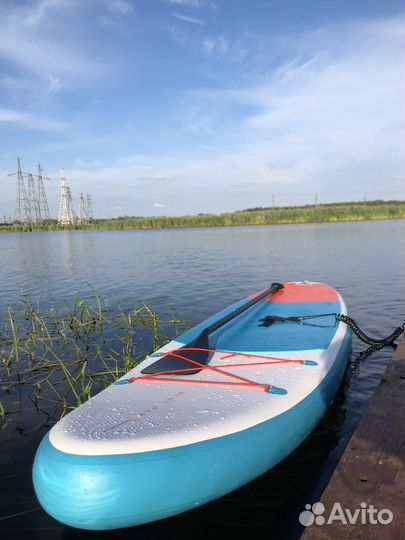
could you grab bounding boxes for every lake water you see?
[0,220,404,539]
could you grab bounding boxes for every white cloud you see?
[23,0,71,28]
[171,13,204,24]
[0,1,108,81]
[202,35,229,56]
[48,74,62,93]
[108,0,135,15]
[168,0,205,7]
[167,21,191,45]
[190,17,403,182]
[0,108,67,132]
[202,38,215,54]
[153,202,165,208]
[79,16,403,214]
[0,109,29,124]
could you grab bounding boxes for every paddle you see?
[141,282,284,375]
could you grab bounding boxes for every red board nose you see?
[248,283,339,303]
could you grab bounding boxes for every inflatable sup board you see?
[33,281,352,530]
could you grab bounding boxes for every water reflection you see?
[17,234,52,297]
[59,233,75,276]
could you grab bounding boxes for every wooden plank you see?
[301,338,405,540]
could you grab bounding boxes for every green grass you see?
[1,200,404,233]
[0,296,187,429]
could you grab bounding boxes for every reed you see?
[0,296,187,428]
[1,200,403,233]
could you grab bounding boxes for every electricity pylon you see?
[86,194,93,221]
[27,173,41,222]
[77,192,88,224]
[9,158,52,223]
[66,187,76,223]
[37,164,51,220]
[58,169,75,225]
[14,157,30,222]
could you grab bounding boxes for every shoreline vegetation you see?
[0,296,186,426]
[1,199,404,233]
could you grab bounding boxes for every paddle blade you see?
[141,336,213,376]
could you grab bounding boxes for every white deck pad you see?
[50,294,347,456]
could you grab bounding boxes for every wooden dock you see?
[301,338,405,540]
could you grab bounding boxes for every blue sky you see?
[1,0,403,218]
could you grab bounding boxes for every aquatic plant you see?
[0,296,187,429]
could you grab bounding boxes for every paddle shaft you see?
[192,282,284,344]
[141,282,284,375]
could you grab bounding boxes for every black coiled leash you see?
[259,312,405,359]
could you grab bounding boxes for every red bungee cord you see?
[115,348,317,395]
